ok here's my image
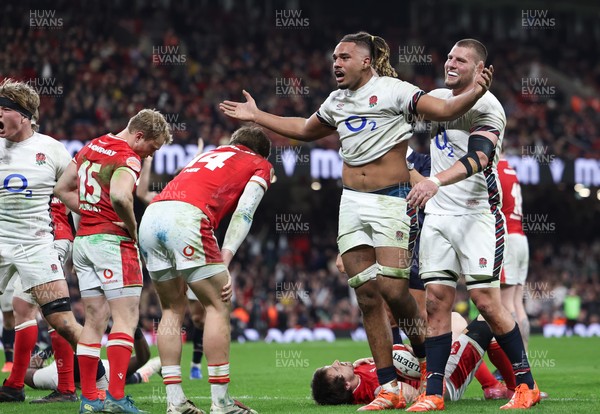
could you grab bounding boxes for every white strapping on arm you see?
[222,180,266,256]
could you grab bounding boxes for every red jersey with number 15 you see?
[153,144,273,228]
[498,159,524,235]
[74,134,142,237]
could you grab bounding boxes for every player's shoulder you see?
[376,76,420,93]
[31,132,70,159]
[475,91,505,115]
[32,131,64,148]
[375,76,402,86]
[428,88,452,99]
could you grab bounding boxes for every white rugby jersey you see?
[425,89,506,215]
[317,76,425,166]
[0,132,71,244]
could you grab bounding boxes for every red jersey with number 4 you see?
[75,134,141,237]
[51,197,74,241]
[498,159,524,235]
[153,144,273,228]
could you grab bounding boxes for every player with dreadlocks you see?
[220,31,493,410]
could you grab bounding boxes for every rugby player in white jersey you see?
[0,79,84,402]
[220,31,492,411]
[406,39,540,411]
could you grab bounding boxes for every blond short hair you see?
[127,109,173,144]
[0,78,40,117]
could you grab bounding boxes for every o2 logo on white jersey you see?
[434,127,455,158]
[3,174,33,198]
[344,115,377,132]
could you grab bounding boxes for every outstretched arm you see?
[219,90,335,142]
[416,66,493,121]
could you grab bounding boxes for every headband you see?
[0,96,33,119]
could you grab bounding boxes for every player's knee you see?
[425,293,452,317]
[347,263,378,290]
[473,297,495,318]
[355,285,381,313]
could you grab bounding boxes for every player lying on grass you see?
[312,313,513,405]
[24,328,160,395]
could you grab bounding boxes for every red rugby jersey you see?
[153,144,272,228]
[75,134,141,237]
[50,197,74,241]
[498,159,525,235]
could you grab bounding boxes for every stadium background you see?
[1,0,599,344]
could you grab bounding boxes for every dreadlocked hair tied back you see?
[340,31,398,78]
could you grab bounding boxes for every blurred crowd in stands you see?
[2,0,599,336]
[2,0,599,158]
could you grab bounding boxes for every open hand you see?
[219,90,259,122]
[475,65,494,96]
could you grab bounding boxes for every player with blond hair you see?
[55,108,171,413]
[0,79,87,403]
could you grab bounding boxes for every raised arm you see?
[416,66,494,121]
[219,90,335,142]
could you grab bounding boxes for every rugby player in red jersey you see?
[55,108,171,413]
[138,126,272,414]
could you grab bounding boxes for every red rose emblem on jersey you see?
[36,152,47,165]
[369,95,378,107]
[479,258,488,268]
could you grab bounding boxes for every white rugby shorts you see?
[501,233,529,285]
[419,212,504,290]
[139,201,226,283]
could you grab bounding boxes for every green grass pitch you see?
[0,336,598,413]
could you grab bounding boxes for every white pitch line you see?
[134,395,313,401]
